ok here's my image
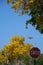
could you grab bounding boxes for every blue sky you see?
[0,0,43,53]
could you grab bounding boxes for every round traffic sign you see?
[30,47,40,58]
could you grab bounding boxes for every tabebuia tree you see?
[0,35,33,65]
[7,0,43,33]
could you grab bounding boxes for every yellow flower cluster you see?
[12,1,21,10]
[0,52,4,63]
[7,0,35,9]
[0,51,8,63]
[7,0,12,3]
[0,35,33,63]
[10,35,24,43]
[3,43,32,61]
[29,0,35,3]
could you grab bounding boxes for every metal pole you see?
[34,59,36,65]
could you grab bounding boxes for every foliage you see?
[22,55,33,65]
[7,0,43,33]
[37,54,43,65]
[0,35,33,65]
[29,54,43,65]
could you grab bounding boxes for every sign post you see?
[34,58,36,65]
[30,47,40,65]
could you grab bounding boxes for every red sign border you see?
[30,47,40,58]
